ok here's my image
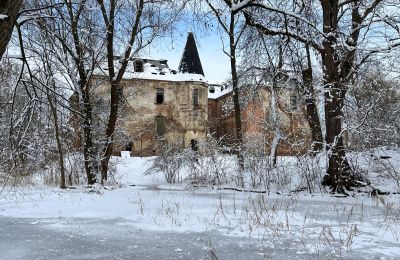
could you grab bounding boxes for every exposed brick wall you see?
[208,88,312,155]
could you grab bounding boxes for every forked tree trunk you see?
[0,0,22,59]
[65,0,98,185]
[240,0,380,193]
[98,0,144,183]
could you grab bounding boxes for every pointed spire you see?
[178,32,205,76]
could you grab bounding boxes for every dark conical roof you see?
[178,32,204,76]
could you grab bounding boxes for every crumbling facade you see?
[91,32,208,156]
[75,32,312,157]
[207,82,312,155]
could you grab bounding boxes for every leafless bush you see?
[242,140,273,191]
[64,152,87,186]
[241,138,293,193]
[294,154,325,193]
[145,143,185,184]
[187,138,236,186]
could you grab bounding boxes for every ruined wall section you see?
[208,87,312,155]
[91,76,208,156]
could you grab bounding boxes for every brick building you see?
[207,80,312,155]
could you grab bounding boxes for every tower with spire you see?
[178,32,205,76]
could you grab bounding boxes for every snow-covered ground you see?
[1,154,400,259]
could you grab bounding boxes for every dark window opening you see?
[134,61,143,72]
[156,88,164,104]
[190,139,199,152]
[193,89,199,108]
[209,85,215,93]
[290,94,298,111]
[125,142,133,151]
[155,116,166,137]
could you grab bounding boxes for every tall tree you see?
[96,0,182,183]
[235,0,400,192]
[23,0,103,185]
[203,0,247,181]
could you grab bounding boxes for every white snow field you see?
[0,153,400,259]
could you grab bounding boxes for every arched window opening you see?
[209,85,215,93]
[125,142,133,151]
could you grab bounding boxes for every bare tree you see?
[347,64,400,149]
[235,0,400,192]
[20,0,103,185]
[95,0,183,183]
[199,0,247,182]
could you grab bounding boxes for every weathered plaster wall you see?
[92,76,208,156]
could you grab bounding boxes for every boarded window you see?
[134,61,143,72]
[156,88,164,104]
[155,116,166,137]
[193,89,199,108]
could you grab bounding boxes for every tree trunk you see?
[100,81,120,183]
[229,13,244,184]
[46,86,66,189]
[0,0,22,59]
[65,1,97,185]
[81,92,97,185]
[301,67,323,153]
[270,75,280,166]
[320,0,355,193]
[323,87,354,192]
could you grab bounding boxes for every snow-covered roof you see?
[208,83,232,100]
[94,58,207,83]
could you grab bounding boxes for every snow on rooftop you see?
[94,60,207,83]
[208,83,232,99]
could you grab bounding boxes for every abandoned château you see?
[76,32,312,156]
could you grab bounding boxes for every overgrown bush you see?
[187,138,236,186]
[145,143,185,184]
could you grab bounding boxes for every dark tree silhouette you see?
[0,0,22,59]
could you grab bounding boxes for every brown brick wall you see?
[208,88,312,155]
